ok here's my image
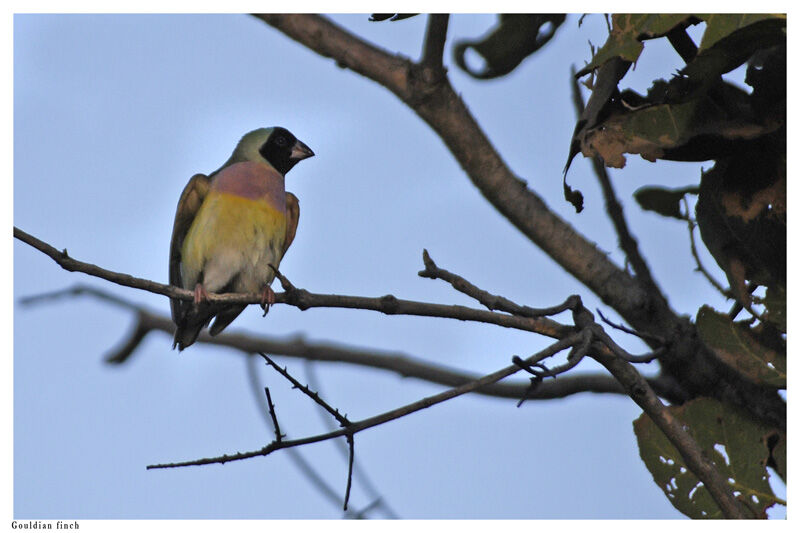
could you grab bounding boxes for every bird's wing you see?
[169,173,211,323]
[282,191,300,256]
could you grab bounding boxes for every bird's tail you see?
[172,304,246,350]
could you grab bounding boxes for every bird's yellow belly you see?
[182,192,286,293]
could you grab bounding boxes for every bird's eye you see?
[275,136,288,147]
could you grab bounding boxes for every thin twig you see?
[344,435,355,512]
[303,361,400,519]
[596,308,666,345]
[419,249,578,318]
[569,71,662,298]
[244,357,363,517]
[683,199,729,297]
[260,354,355,510]
[264,387,283,442]
[260,354,350,427]
[147,334,582,470]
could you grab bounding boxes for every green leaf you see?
[634,397,784,519]
[453,14,566,79]
[698,14,785,53]
[634,185,698,219]
[576,14,693,77]
[763,285,786,333]
[696,306,786,388]
[682,15,786,89]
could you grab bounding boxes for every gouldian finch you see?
[169,127,314,350]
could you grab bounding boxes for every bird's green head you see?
[228,127,314,175]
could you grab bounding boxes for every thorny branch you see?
[147,334,584,469]
[244,358,395,518]
[260,354,355,511]
[19,224,748,517]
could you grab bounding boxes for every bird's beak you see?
[290,139,315,161]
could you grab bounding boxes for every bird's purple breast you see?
[211,161,286,211]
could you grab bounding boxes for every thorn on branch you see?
[260,353,351,428]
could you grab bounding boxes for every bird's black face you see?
[259,127,314,175]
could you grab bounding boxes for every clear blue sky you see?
[13,13,785,521]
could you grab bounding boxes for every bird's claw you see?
[261,286,276,317]
[193,283,209,305]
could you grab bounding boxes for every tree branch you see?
[569,69,663,299]
[592,350,750,518]
[421,14,449,71]
[15,226,569,340]
[260,354,355,511]
[23,283,658,401]
[147,334,582,470]
[249,16,789,430]
[252,14,661,330]
[244,357,391,518]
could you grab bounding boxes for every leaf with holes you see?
[575,14,694,77]
[696,306,786,388]
[634,397,784,518]
[579,98,780,168]
[454,14,566,79]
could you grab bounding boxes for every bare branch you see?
[22,284,653,401]
[421,14,449,71]
[302,361,400,519]
[596,308,666,345]
[146,334,582,470]
[260,354,350,428]
[243,357,375,518]
[420,249,578,318]
[16,226,569,339]
[260,354,354,510]
[263,387,284,442]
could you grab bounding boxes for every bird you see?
[169,127,314,350]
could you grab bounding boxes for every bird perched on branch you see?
[169,127,314,350]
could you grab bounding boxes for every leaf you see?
[696,306,786,389]
[453,14,566,79]
[695,155,786,295]
[698,14,785,53]
[634,397,784,519]
[578,98,781,168]
[682,15,786,90]
[634,185,698,219]
[575,14,695,77]
[763,285,786,333]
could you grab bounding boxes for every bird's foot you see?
[193,283,209,305]
[261,285,276,317]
